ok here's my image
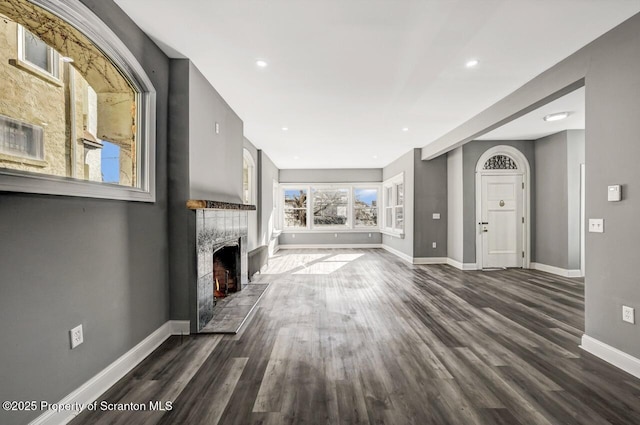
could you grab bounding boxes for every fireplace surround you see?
[192,201,255,332]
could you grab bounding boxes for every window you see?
[18,26,59,79]
[243,149,255,204]
[0,115,44,160]
[354,188,378,227]
[382,173,404,235]
[280,184,380,231]
[284,188,307,228]
[312,188,349,228]
[0,0,156,202]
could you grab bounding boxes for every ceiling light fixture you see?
[465,59,479,68]
[543,112,570,122]
[402,127,409,132]
[255,60,268,68]
[293,155,300,160]
[372,155,378,159]
[281,127,289,131]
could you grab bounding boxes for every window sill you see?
[380,229,404,239]
[281,229,381,234]
[9,58,63,87]
[0,153,47,168]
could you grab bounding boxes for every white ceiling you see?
[114,0,640,169]
[477,87,585,141]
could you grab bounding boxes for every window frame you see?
[381,173,405,237]
[0,0,157,202]
[17,25,60,80]
[242,149,256,205]
[279,183,381,233]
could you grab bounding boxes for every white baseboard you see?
[278,244,383,249]
[446,258,479,270]
[413,257,448,265]
[531,262,582,278]
[381,245,413,264]
[30,320,190,425]
[580,334,640,380]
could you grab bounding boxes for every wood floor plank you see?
[70,249,640,425]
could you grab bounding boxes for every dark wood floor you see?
[72,249,640,425]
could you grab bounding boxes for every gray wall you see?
[462,140,536,264]
[382,150,415,257]
[188,62,244,203]
[277,168,383,247]
[0,1,171,424]
[534,132,569,269]
[534,130,585,270]
[413,149,448,258]
[258,150,280,255]
[566,130,585,270]
[279,168,382,183]
[168,59,246,330]
[279,232,382,245]
[583,14,640,357]
[447,147,464,263]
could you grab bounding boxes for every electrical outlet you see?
[432,242,437,249]
[368,233,372,238]
[623,306,635,324]
[334,233,338,238]
[291,234,295,238]
[70,325,83,349]
[588,218,604,233]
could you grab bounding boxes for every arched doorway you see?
[475,146,530,269]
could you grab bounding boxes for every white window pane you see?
[385,207,393,228]
[284,189,307,228]
[396,183,404,206]
[312,188,349,227]
[395,206,404,229]
[355,188,378,227]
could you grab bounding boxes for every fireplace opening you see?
[212,242,241,300]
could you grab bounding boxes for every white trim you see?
[1,0,157,202]
[278,244,382,250]
[580,334,640,380]
[531,262,582,278]
[475,145,531,270]
[446,258,479,270]
[413,257,448,265]
[29,320,189,425]
[381,244,413,264]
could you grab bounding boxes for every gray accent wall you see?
[279,168,382,183]
[0,1,170,424]
[167,59,246,331]
[447,147,464,263]
[413,149,448,258]
[534,130,584,270]
[382,150,415,258]
[566,130,585,270]
[583,15,640,357]
[279,232,382,245]
[188,63,244,203]
[461,140,536,264]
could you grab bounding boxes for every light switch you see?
[608,185,621,202]
[588,218,604,233]
[432,213,441,220]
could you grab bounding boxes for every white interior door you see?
[481,174,523,268]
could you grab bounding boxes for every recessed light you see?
[543,112,570,122]
[293,155,300,160]
[465,59,479,68]
[61,56,74,63]
[372,155,378,159]
[281,127,289,131]
[256,60,268,68]
[402,127,409,132]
